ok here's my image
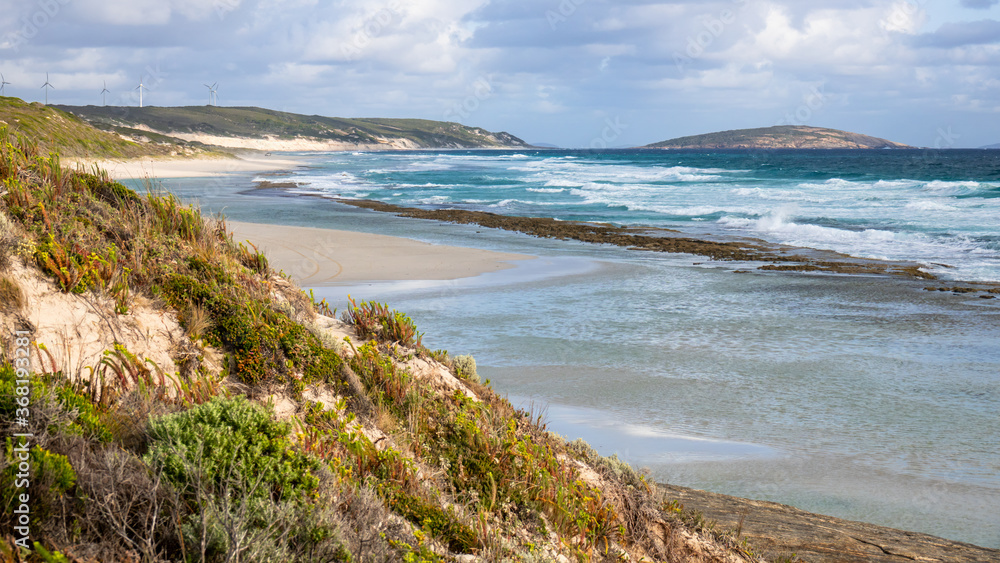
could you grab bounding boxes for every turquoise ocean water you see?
[151,149,1000,549]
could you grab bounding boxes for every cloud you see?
[960,0,999,9]
[67,0,240,25]
[913,19,1000,47]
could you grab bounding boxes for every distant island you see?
[53,103,530,152]
[644,125,911,150]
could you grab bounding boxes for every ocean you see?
[151,149,1000,549]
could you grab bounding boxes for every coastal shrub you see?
[162,272,342,388]
[411,389,622,554]
[237,240,270,277]
[344,296,423,348]
[568,437,647,491]
[0,276,24,312]
[148,192,204,243]
[144,395,320,503]
[2,441,77,532]
[383,485,479,553]
[80,171,141,208]
[349,340,412,410]
[452,354,478,383]
[176,487,354,563]
[0,210,16,269]
[0,365,113,443]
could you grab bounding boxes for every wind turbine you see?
[136,76,148,107]
[41,73,53,105]
[204,82,218,106]
[101,80,110,106]
[0,74,10,96]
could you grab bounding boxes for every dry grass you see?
[0,276,24,312]
[0,211,17,270]
[182,303,214,341]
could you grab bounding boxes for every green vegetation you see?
[452,355,478,383]
[145,396,321,502]
[0,125,760,561]
[645,125,910,150]
[54,104,530,149]
[0,97,222,158]
[344,296,424,348]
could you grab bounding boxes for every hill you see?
[645,126,911,150]
[0,97,223,158]
[54,105,531,151]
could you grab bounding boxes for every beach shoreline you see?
[66,153,311,180]
[226,220,535,285]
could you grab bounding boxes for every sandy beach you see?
[66,154,307,180]
[227,221,534,285]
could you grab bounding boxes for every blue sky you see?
[1,0,999,147]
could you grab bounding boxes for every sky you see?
[1,0,999,148]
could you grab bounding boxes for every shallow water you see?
[149,160,1000,549]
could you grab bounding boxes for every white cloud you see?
[69,0,236,25]
[880,0,928,34]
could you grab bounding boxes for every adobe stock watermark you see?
[922,126,960,164]
[588,116,628,151]
[546,0,587,30]
[774,83,828,126]
[5,0,72,54]
[10,327,34,550]
[442,75,494,123]
[214,0,244,21]
[881,0,928,35]
[673,0,749,73]
[341,3,402,60]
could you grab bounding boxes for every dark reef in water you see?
[336,198,939,280]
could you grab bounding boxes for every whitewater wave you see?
[795,178,866,191]
[417,196,451,204]
[517,161,726,184]
[542,178,580,187]
[873,179,920,189]
[731,187,833,203]
[905,200,956,212]
[715,207,1000,280]
[486,199,560,208]
[921,180,984,196]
